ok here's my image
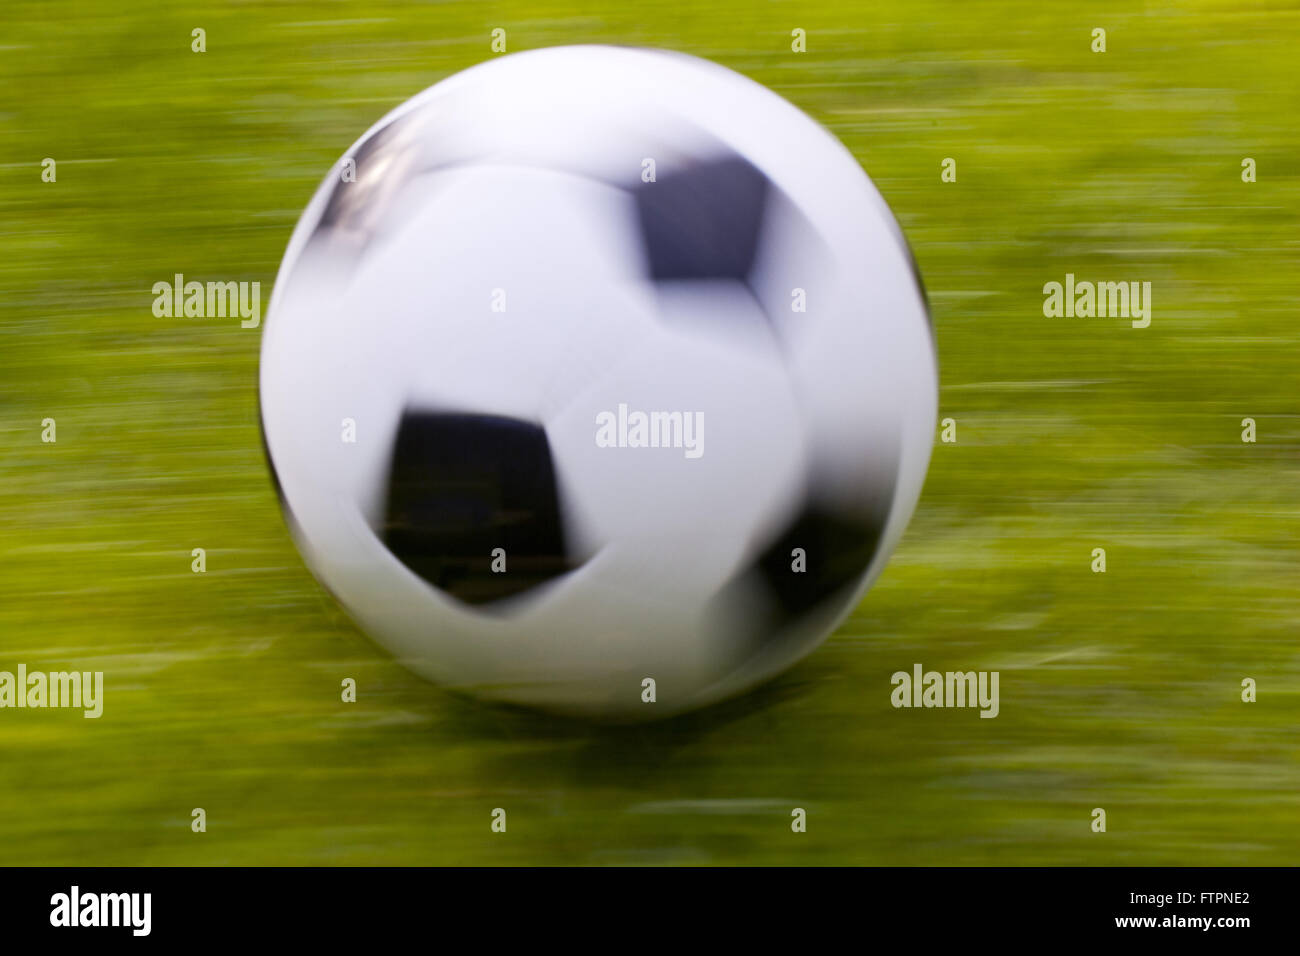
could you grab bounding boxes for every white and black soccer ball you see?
[260,46,936,719]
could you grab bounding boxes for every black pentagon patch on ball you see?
[381,411,575,607]
[634,155,770,280]
[748,502,891,633]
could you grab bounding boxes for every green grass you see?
[1,0,1297,864]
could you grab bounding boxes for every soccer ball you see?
[259,46,936,719]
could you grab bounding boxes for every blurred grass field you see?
[1,0,1298,865]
